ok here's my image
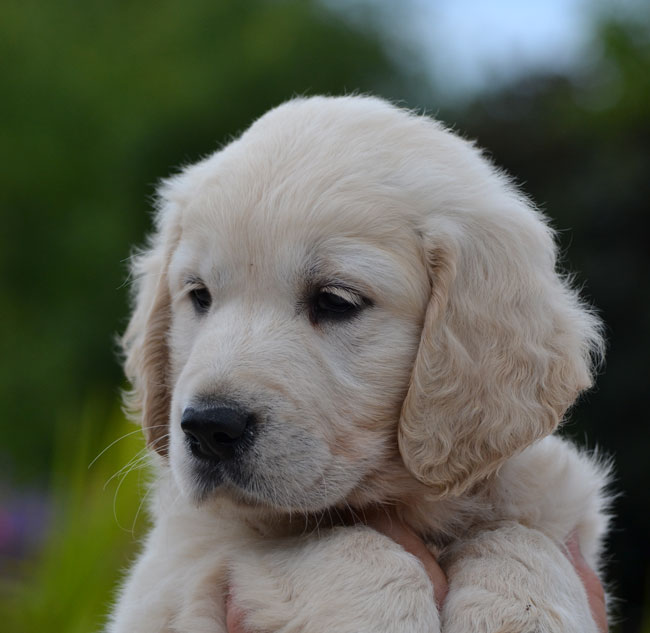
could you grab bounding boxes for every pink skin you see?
[226,517,607,633]
[565,532,608,633]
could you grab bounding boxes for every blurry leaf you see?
[0,403,147,632]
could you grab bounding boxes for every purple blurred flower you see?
[0,492,51,561]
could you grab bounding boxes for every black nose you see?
[181,406,253,460]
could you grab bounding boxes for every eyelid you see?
[320,285,364,307]
[184,276,207,290]
[176,277,210,307]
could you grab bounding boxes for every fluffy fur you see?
[109,95,610,633]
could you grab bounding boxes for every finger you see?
[365,509,448,609]
[226,592,249,633]
[565,533,608,633]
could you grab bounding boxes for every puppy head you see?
[122,96,602,511]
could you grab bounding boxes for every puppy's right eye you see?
[189,286,212,314]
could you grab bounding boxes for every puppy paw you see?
[441,523,599,633]
[230,526,441,633]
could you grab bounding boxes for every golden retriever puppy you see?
[108,95,610,633]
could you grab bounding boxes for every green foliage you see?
[0,403,147,632]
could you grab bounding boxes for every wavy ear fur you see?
[399,189,603,498]
[121,197,181,457]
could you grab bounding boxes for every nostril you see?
[212,431,239,444]
[184,430,201,446]
[181,405,254,460]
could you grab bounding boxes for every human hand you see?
[225,592,247,633]
[565,532,608,633]
[363,509,448,610]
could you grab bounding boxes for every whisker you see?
[103,449,149,490]
[130,471,152,536]
[88,427,154,469]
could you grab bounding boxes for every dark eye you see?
[189,286,212,314]
[317,292,355,313]
[310,286,367,324]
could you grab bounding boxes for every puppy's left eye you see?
[317,292,355,313]
[311,286,368,323]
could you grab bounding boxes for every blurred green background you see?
[1,0,648,631]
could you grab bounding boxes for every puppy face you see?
[123,96,602,513]
[165,179,429,509]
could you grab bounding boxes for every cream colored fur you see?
[109,96,610,633]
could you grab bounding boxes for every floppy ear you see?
[398,200,603,498]
[121,211,180,457]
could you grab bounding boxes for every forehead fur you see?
[161,96,453,311]
[159,95,506,228]
[157,95,540,268]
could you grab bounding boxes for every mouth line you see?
[181,424,351,511]
[188,452,257,502]
[189,466,356,517]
